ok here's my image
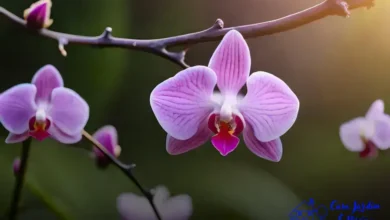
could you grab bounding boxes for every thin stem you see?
[8,138,32,220]
[0,0,374,68]
[81,130,162,220]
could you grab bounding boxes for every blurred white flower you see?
[339,99,390,158]
[117,185,192,220]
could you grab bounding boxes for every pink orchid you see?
[339,100,390,158]
[92,125,121,167]
[0,65,89,144]
[150,30,299,161]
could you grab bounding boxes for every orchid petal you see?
[117,186,192,220]
[243,124,282,161]
[166,120,211,155]
[48,124,82,144]
[152,185,171,203]
[153,186,192,220]
[371,114,390,150]
[339,117,374,152]
[48,87,89,136]
[150,66,216,140]
[365,99,384,120]
[161,195,192,220]
[359,141,378,159]
[0,84,37,134]
[208,30,250,95]
[5,132,29,144]
[117,193,151,220]
[32,64,64,102]
[92,125,118,158]
[238,72,299,142]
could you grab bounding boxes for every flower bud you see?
[92,125,121,168]
[23,0,53,29]
[95,145,122,168]
[13,158,21,176]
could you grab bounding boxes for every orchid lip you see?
[208,113,244,156]
[28,116,51,141]
[359,140,377,158]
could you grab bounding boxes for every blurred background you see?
[1,0,390,219]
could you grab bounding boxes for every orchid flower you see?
[339,99,390,158]
[150,30,299,161]
[92,125,121,168]
[117,185,192,220]
[0,65,89,144]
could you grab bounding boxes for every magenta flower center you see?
[207,113,244,156]
[208,114,244,135]
[359,140,377,158]
[28,116,51,141]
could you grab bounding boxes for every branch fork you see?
[333,0,351,17]
[0,0,375,68]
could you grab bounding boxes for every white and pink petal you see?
[339,117,374,152]
[153,186,192,220]
[150,66,217,140]
[5,132,29,144]
[371,114,390,150]
[48,124,82,144]
[31,64,64,103]
[208,30,251,96]
[117,186,192,220]
[48,87,89,136]
[0,84,37,134]
[243,124,282,162]
[238,71,299,142]
[166,121,211,155]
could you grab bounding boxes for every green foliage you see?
[0,140,300,219]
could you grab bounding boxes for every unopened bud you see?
[23,0,53,29]
[13,158,21,176]
[92,125,120,169]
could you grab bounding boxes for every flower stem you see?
[81,130,162,220]
[8,137,32,220]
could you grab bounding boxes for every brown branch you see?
[0,0,375,68]
[81,130,162,220]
